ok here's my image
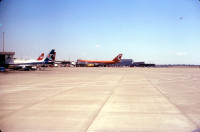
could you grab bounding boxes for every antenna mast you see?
[3,32,4,52]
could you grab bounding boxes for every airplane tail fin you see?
[44,49,55,62]
[112,54,123,62]
[37,53,44,61]
[52,52,56,61]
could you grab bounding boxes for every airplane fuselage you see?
[77,60,117,64]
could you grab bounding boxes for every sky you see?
[0,0,200,64]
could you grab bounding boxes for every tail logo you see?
[39,55,43,59]
[44,49,55,62]
[47,54,53,61]
[37,53,44,60]
[118,54,122,61]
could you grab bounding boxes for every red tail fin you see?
[112,54,123,62]
[37,53,44,61]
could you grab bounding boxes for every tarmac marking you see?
[149,79,199,129]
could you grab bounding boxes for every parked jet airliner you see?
[77,54,123,65]
[14,53,45,64]
[12,49,55,70]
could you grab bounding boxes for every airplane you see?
[11,49,55,70]
[14,53,45,64]
[77,54,123,66]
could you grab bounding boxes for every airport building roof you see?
[0,52,15,55]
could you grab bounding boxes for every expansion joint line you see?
[85,72,126,131]
[147,78,199,129]
[0,76,102,120]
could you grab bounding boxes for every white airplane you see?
[12,49,55,70]
[14,53,44,64]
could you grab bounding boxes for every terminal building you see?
[111,59,133,67]
[0,52,15,68]
[112,59,155,67]
[131,62,145,67]
[131,62,155,67]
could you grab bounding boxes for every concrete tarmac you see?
[0,67,200,132]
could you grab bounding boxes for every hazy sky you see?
[0,0,200,64]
